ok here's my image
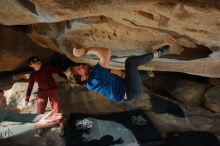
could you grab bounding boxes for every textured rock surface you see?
[166,79,208,105]
[27,15,220,77]
[0,25,55,71]
[209,78,220,86]
[143,73,209,105]
[204,86,220,113]
[0,0,220,77]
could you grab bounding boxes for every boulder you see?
[209,78,220,86]
[166,79,208,105]
[204,86,220,113]
[0,25,55,72]
[1,0,220,77]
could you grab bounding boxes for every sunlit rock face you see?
[0,0,220,77]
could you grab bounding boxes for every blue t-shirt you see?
[85,64,126,103]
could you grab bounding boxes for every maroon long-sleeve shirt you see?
[26,64,64,101]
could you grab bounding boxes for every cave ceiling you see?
[0,0,220,77]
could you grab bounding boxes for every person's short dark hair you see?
[28,56,40,65]
[0,89,3,93]
[74,74,88,85]
[70,63,90,85]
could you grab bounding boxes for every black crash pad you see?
[167,131,220,146]
[66,109,164,146]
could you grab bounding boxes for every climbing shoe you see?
[156,45,170,56]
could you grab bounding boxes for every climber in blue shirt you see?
[70,45,170,104]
